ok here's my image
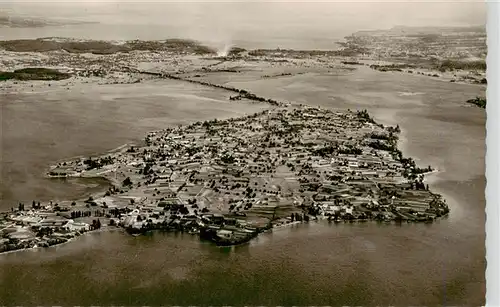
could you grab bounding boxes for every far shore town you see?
[1,105,449,253]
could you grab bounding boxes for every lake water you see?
[0,66,486,305]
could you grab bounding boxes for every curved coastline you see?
[392,112,464,215]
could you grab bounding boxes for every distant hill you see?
[0,68,71,81]
[353,25,486,37]
[0,15,96,28]
[0,38,217,55]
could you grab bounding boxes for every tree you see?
[123,177,133,186]
[179,206,189,215]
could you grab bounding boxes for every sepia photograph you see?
[0,0,493,305]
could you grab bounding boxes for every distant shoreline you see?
[0,16,98,29]
[0,25,487,86]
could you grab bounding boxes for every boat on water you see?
[200,226,259,246]
[125,226,151,235]
[213,230,259,247]
[199,226,218,240]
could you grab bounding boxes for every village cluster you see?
[1,105,449,253]
[344,26,486,61]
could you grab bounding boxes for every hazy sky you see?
[0,0,487,48]
[2,0,486,28]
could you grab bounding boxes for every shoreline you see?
[392,114,470,224]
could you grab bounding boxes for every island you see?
[1,104,449,253]
[467,96,486,109]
